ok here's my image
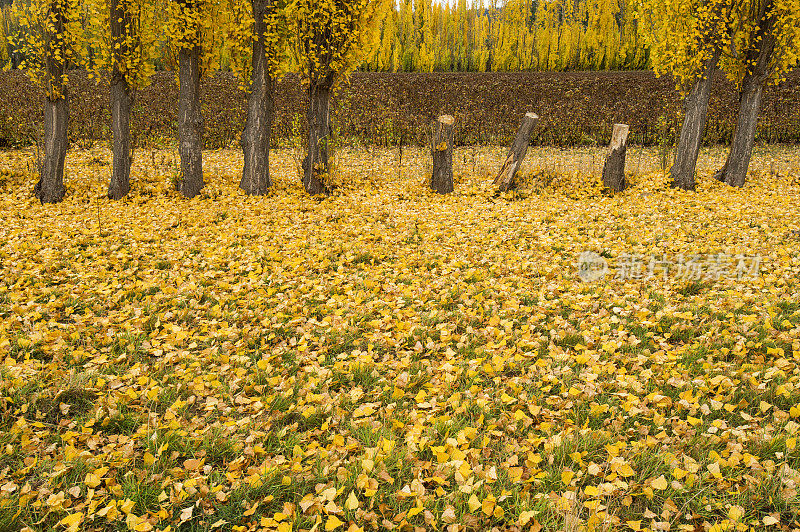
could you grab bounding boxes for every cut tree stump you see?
[601,123,630,193]
[430,115,454,194]
[493,112,538,192]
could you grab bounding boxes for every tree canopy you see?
[3,0,654,73]
[290,0,389,88]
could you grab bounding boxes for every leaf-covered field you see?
[1,146,799,532]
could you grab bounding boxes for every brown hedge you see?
[1,69,799,149]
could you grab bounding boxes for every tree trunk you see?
[715,78,763,187]
[35,95,68,204]
[303,81,331,195]
[108,76,133,199]
[715,1,776,188]
[430,115,454,194]
[35,0,69,204]
[107,0,133,200]
[177,42,204,198]
[670,53,719,191]
[240,0,275,196]
[493,112,538,191]
[602,123,629,193]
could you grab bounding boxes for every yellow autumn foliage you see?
[290,0,390,89]
[0,145,799,530]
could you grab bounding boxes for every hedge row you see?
[1,70,800,149]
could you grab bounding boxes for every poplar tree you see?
[559,1,580,70]
[13,0,84,203]
[374,10,396,71]
[399,0,414,71]
[290,0,389,195]
[534,0,558,70]
[87,0,160,199]
[164,0,227,198]
[493,0,533,71]
[715,0,800,186]
[413,0,435,72]
[473,0,489,72]
[227,0,291,195]
[639,0,737,190]
[0,8,10,68]
[455,0,467,70]
[433,2,450,70]
[618,0,649,69]
[389,11,401,72]
[375,12,389,71]
[391,36,401,71]
[581,0,598,69]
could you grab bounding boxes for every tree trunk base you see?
[670,54,719,191]
[712,165,726,182]
[302,156,328,195]
[107,177,131,200]
[177,44,204,199]
[304,83,332,196]
[717,78,764,188]
[240,0,274,196]
[36,96,69,204]
[108,76,133,200]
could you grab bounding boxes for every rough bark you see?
[670,53,719,191]
[109,77,133,199]
[715,0,776,188]
[493,112,538,191]
[430,115,454,194]
[107,0,133,200]
[36,95,68,204]
[177,36,204,199]
[240,0,275,196]
[602,123,629,193]
[35,0,69,204]
[303,81,331,196]
[715,79,764,187]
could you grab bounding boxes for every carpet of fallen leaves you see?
[1,145,799,532]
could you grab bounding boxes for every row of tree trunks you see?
[37,0,281,203]
[240,0,275,196]
[35,0,774,205]
[670,51,719,191]
[602,123,629,193]
[430,115,455,194]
